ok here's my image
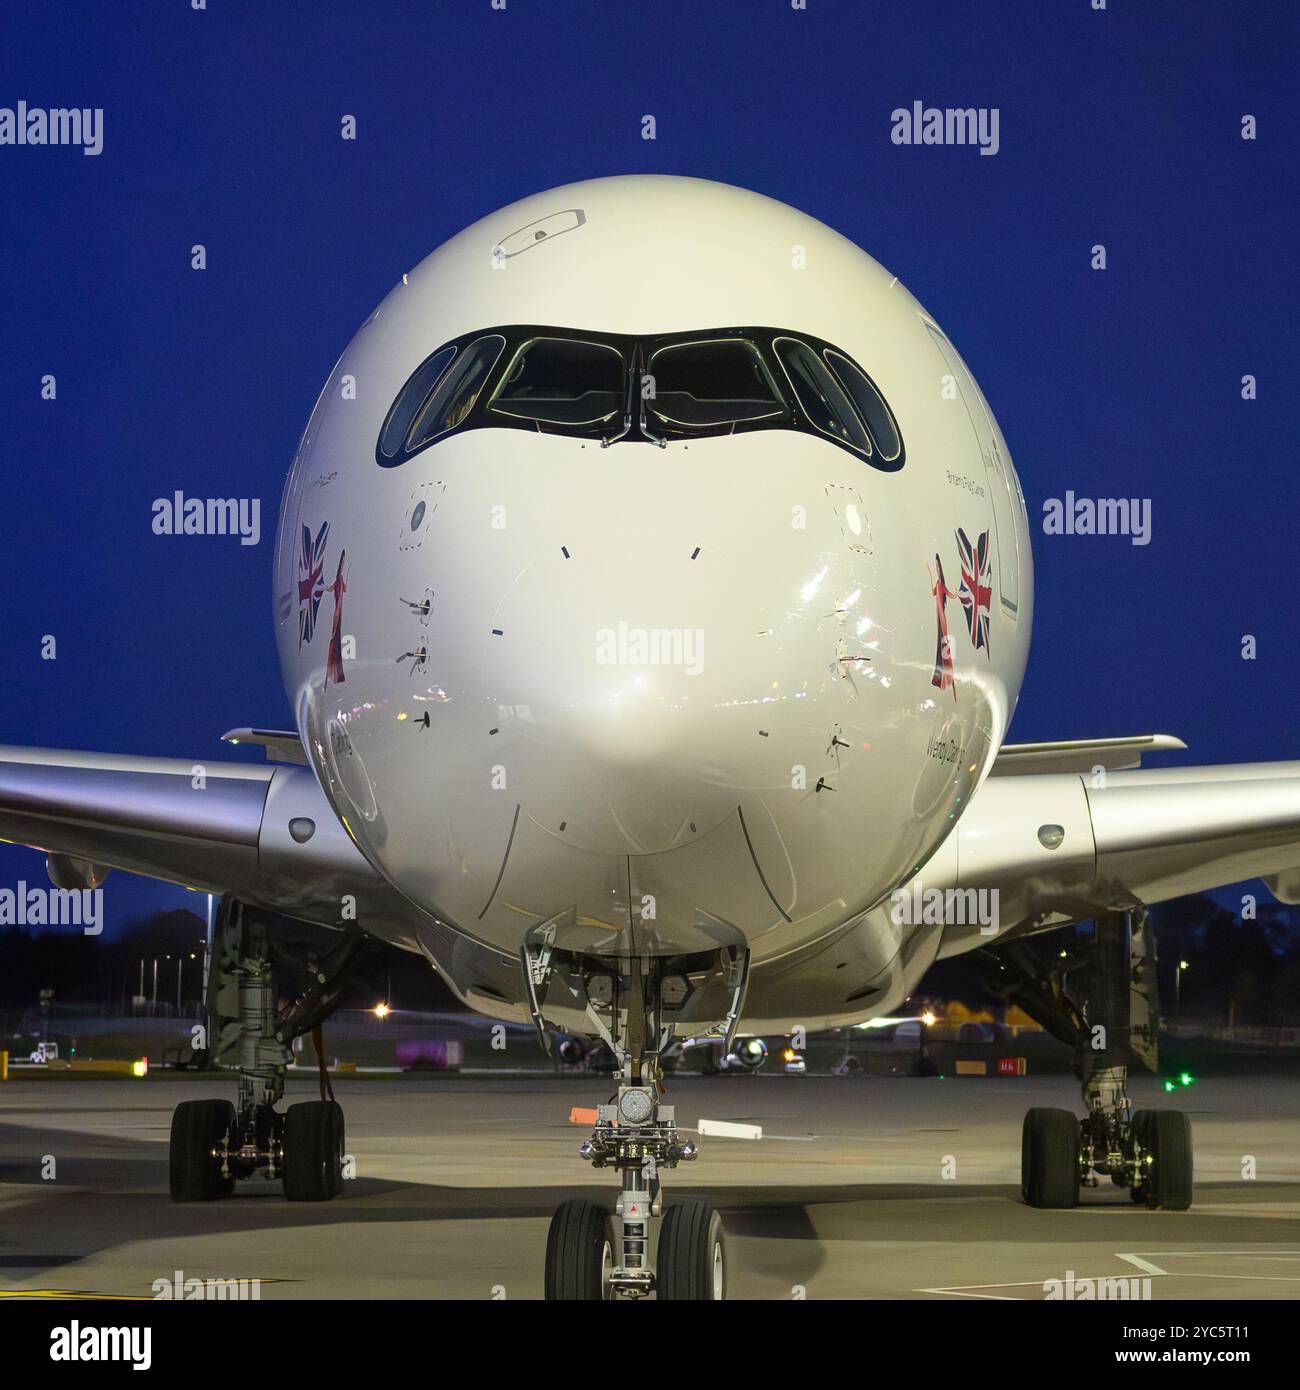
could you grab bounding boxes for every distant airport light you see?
[373,1002,390,1019]
[132,1058,148,1078]
[921,1011,937,1027]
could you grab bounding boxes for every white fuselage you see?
[271,176,1033,1021]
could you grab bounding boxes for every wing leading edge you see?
[936,758,1300,958]
[0,744,415,937]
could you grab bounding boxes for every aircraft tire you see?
[169,1099,236,1201]
[1141,1110,1193,1211]
[1020,1107,1079,1208]
[282,1100,345,1201]
[656,1198,726,1300]
[544,1198,613,1300]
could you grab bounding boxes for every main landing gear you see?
[168,899,364,1204]
[525,930,746,1299]
[984,908,1193,1212]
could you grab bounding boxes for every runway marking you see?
[1125,1249,1300,1257]
[0,1290,152,1300]
[1181,1273,1300,1282]
[921,1250,1300,1299]
[2,1276,297,1301]
[914,1286,1020,1300]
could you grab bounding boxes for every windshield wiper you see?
[635,344,667,448]
[600,343,637,448]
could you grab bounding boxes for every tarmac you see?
[2,1070,1299,1300]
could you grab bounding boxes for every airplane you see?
[4,173,1299,1300]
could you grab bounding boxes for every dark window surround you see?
[375,324,905,471]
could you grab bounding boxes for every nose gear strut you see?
[526,934,744,1300]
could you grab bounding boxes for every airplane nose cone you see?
[481,522,806,855]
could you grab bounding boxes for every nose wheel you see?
[544,1199,614,1300]
[657,1197,726,1301]
[544,1196,726,1300]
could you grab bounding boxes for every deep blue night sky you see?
[1,1,1297,937]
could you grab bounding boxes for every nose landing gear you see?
[560,1075,711,1300]
[527,935,744,1299]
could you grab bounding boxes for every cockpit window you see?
[378,346,455,459]
[824,350,902,463]
[375,324,904,470]
[406,334,505,450]
[488,337,624,427]
[645,339,785,430]
[774,337,873,457]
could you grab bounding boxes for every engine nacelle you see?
[46,853,111,891]
[726,1037,769,1071]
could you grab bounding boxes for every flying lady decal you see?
[325,549,348,685]
[928,553,958,699]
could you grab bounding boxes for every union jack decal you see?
[297,520,330,646]
[956,526,992,655]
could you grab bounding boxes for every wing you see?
[0,743,413,933]
[990,733,1187,776]
[935,756,1300,958]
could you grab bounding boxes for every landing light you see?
[921,1011,937,1027]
